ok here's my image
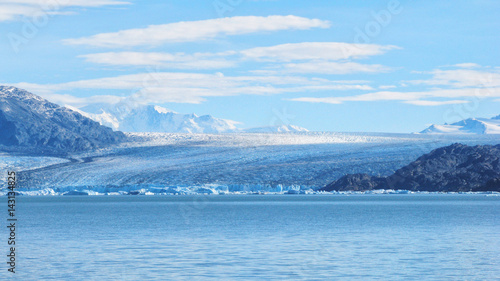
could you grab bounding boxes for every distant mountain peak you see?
[79,103,240,133]
[153,105,174,114]
[420,115,500,134]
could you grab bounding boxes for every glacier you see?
[241,124,309,133]
[3,132,500,195]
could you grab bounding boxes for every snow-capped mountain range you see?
[73,102,309,133]
[420,115,500,134]
[73,103,240,134]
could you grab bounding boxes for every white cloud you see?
[379,85,397,89]
[7,0,128,5]
[63,15,331,47]
[240,42,397,74]
[241,42,399,61]
[79,42,394,74]
[0,0,128,21]
[288,97,343,104]
[299,85,373,91]
[289,87,500,105]
[403,100,470,106]
[80,52,237,69]
[454,63,481,69]
[0,4,38,21]
[43,93,124,107]
[12,72,372,106]
[409,68,500,88]
[284,61,391,74]
[357,88,500,101]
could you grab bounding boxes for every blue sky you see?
[1,0,499,132]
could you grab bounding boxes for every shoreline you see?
[3,187,499,196]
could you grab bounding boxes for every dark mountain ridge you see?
[0,86,126,154]
[322,143,500,192]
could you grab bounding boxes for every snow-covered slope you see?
[420,116,500,134]
[76,103,240,133]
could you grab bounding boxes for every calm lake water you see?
[4,194,499,280]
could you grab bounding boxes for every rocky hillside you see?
[322,143,500,192]
[0,86,126,154]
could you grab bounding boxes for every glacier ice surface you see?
[3,132,500,195]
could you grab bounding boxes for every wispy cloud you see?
[288,97,343,104]
[63,15,331,48]
[283,61,391,74]
[379,85,397,89]
[12,72,371,106]
[454,63,481,69]
[241,42,399,61]
[42,93,124,107]
[289,65,500,106]
[79,42,397,75]
[403,100,470,106]
[79,52,237,69]
[0,0,129,21]
[409,68,500,88]
[289,88,500,106]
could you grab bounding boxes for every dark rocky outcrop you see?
[322,143,500,192]
[323,173,385,191]
[0,86,126,154]
[474,178,500,192]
